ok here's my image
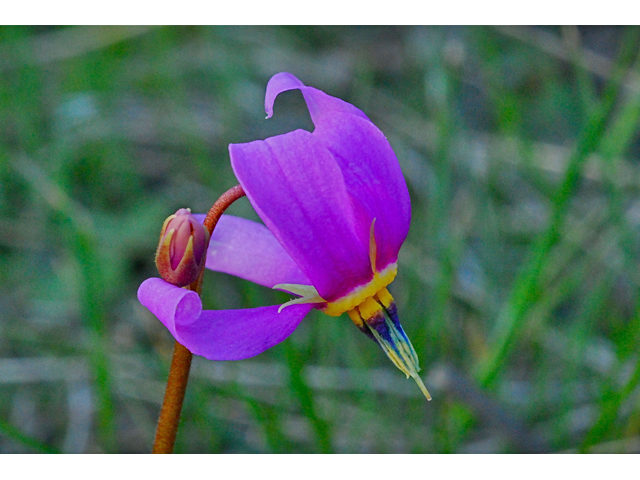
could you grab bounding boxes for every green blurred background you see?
[2,25,640,453]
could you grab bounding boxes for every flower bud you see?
[155,208,210,287]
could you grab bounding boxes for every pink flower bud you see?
[155,208,210,287]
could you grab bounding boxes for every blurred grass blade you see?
[11,156,117,451]
[477,26,640,388]
[580,332,640,451]
[0,418,59,453]
[0,26,156,70]
[284,341,332,453]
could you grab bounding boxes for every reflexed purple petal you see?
[179,304,313,360]
[137,278,202,339]
[265,72,304,119]
[193,214,311,288]
[229,129,372,301]
[265,72,370,125]
[138,277,313,360]
[264,73,410,271]
[313,112,411,270]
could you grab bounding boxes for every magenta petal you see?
[229,129,372,301]
[265,72,304,119]
[137,278,202,339]
[138,277,313,360]
[313,112,411,270]
[264,72,410,272]
[194,214,310,288]
[265,72,370,125]
[178,304,313,360]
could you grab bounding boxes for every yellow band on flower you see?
[322,264,397,317]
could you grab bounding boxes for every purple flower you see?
[138,73,430,399]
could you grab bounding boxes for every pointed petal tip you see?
[265,72,305,119]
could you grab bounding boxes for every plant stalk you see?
[152,184,246,453]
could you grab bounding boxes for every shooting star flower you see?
[138,73,430,399]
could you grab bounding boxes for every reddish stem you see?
[152,184,246,454]
[202,184,246,235]
[152,341,193,453]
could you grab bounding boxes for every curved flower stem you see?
[152,184,246,454]
[202,184,246,235]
